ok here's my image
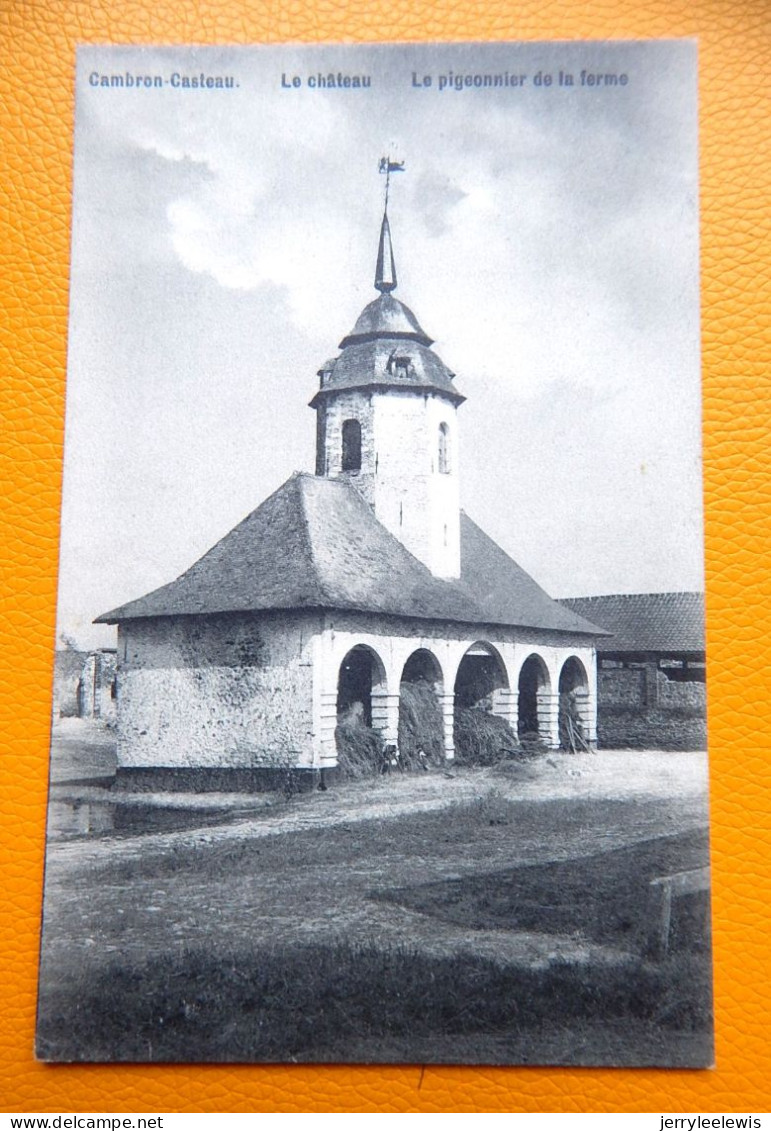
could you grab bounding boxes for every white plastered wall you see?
[370,391,461,579]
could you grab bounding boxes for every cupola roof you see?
[339,291,433,348]
[311,206,464,407]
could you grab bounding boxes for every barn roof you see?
[559,592,705,653]
[97,473,605,637]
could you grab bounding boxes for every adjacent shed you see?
[560,593,706,750]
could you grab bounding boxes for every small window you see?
[342,419,362,472]
[386,350,413,379]
[438,422,450,474]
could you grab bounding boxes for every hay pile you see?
[453,706,520,766]
[335,683,530,776]
[335,706,383,779]
[559,691,590,752]
[335,681,446,778]
[398,680,444,769]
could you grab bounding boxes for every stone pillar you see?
[644,660,659,707]
[537,691,560,749]
[438,691,456,761]
[371,691,400,747]
[490,687,519,733]
[573,690,597,749]
[318,690,339,766]
[92,654,102,719]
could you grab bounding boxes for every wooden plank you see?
[650,866,710,898]
[647,866,710,959]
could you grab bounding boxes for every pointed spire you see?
[375,211,397,293]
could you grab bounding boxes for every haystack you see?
[335,704,383,779]
[398,679,444,769]
[453,705,520,766]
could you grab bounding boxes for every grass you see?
[38,776,712,1066]
[88,790,703,887]
[453,787,517,826]
[374,824,711,949]
[36,937,712,1064]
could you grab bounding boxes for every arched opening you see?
[336,645,388,776]
[454,643,516,764]
[438,422,450,474]
[559,656,590,751]
[454,642,508,708]
[559,656,588,695]
[518,654,551,742]
[399,649,444,768]
[336,644,385,726]
[341,419,362,472]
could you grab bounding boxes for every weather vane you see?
[378,155,405,210]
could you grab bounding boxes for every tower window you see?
[386,349,413,379]
[438,422,451,474]
[342,419,362,472]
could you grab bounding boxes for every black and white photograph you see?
[37,40,711,1067]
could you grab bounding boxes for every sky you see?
[58,41,702,650]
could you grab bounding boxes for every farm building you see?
[97,208,607,788]
[52,646,117,722]
[560,592,706,750]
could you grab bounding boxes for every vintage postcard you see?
[38,40,711,1066]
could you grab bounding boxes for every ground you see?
[37,720,712,1067]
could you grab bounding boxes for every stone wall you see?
[316,611,599,758]
[115,606,601,773]
[598,709,707,751]
[317,388,461,579]
[52,649,87,718]
[598,662,707,750]
[599,667,644,707]
[658,672,707,710]
[53,648,117,720]
[316,389,376,502]
[116,611,319,770]
[79,650,118,721]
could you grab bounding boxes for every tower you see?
[310,204,465,579]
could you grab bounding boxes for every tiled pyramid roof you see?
[97,473,605,637]
[559,592,705,653]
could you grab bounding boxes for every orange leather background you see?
[2,0,769,1114]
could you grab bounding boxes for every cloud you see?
[412,170,468,236]
[62,43,701,648]
[80,50,696,404]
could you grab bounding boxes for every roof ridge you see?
[314,476,441,576]
[458,513,610,636]
[304,479,493,613]
[295,474,333,603]
[98,474,605,633]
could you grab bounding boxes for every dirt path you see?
[39,750,710,991]
[47,749,709,873]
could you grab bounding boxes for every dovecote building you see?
[98,207,606,787]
